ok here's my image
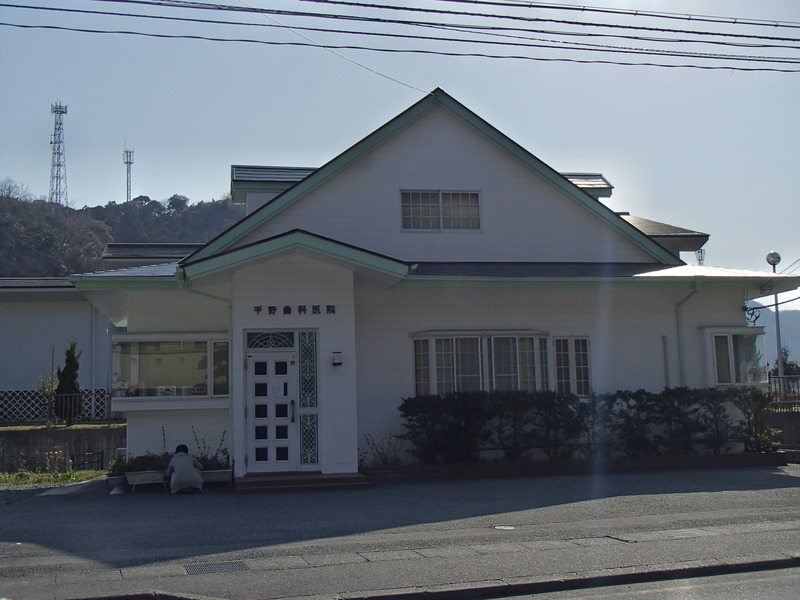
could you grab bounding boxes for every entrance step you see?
[234,472,371,493]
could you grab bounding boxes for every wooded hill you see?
[0,183,245,277]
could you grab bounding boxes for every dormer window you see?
[401,190,480,230]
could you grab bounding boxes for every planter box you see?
[125,470,167,492]
[202,469,232,484]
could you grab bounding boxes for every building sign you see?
[254,305,336,316]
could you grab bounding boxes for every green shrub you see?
[730,386,781,452]
[653,387,704,455]
[529,391,582,460]
[487,390,537,460]
[398,392,492,464]
[609,389,658,457]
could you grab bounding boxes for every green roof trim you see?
[68,274,180,292]
[180,230,410,281]
[187,88,680,266]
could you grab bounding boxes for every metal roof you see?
[561,173,613,197]
[619,214,707,238]
[74,263,179,278]
[410,262,668,278]
[102,243,203,260]
[231,166,316,183]
[231,166,614,197]
[0,277,75,290]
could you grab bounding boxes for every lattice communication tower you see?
[49,102,68,205]
[123,146,134,203]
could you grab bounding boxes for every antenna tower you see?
[123,146,134,202]
[49,102,68,205]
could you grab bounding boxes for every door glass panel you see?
[275,425,288,439]
[282,382,289,396]
[255,426,268,439]
[255,447,268,461]
[276,447,289,461]
[254,382,268,397]
[275,404,288,418]
[275,361,288,375]
[254,404,268,418]
[254,361,268,376]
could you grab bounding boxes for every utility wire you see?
[292,0,800,40]
[90,0,800,44]
[4,21,800,72]
[7,3,800,63]
[234,0,429,93]
[8,2,800,51]
[429,0,800,29]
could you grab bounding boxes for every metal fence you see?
[770,400,800,449]
[768,374,800,448]
[0,389,110,423]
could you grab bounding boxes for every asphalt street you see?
[0,465,798,600]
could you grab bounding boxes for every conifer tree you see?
[55,342,82,425]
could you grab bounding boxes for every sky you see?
[1,0,799,278]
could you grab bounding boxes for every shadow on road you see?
[1,465,797,569]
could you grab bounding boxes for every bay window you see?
[112,335,229,398]
[413,333,568,395]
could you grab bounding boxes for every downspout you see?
[675,280,701,387]
[176,267,235,475]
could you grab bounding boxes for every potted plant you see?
[193,428,232,483]
[106,452,127,492]
[123,452,171,487]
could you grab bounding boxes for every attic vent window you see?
[402,191,480,230]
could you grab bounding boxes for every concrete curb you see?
[74,555,800,600]
[342,555,800,600]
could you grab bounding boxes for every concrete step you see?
[234,472,371,493]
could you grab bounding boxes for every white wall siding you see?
[0,297,110,391]
[125,408,229,459]
[230,253,359,475]
[237,108,655,264]
[353,281,756,445]
[126,290,228,333]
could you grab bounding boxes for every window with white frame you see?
[401,191,480,230]
[413,334,555,395]
[708,328,766,386]
[112,336,229,397]
[554,337,591,395]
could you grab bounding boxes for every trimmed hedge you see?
[397,386,779,464]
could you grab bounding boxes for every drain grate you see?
[184,560,250,575]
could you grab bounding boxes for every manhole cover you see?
[184,560,249,575]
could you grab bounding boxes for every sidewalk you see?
[0,465,798,600]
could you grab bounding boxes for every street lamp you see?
[766,252,784,388]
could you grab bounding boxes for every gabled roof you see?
[185,88,681,268]
[180,229,410,281]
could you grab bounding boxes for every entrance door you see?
[246,352,299,472]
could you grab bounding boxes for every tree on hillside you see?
[1,179,245,276]
[0,195,112,277]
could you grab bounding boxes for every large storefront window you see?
[113,336,229,397]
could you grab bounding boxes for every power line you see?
[429,0,800,29]
[90,0,800,43]
[4,21,799,72]
[8,3,800,52]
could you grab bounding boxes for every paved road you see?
[0,465,798,600]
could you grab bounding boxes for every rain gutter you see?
[676,280,701,386]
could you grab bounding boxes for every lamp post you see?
[766,252,783,396]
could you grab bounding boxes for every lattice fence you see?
[0,389,110,423]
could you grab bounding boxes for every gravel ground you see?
[0,483,63,507]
